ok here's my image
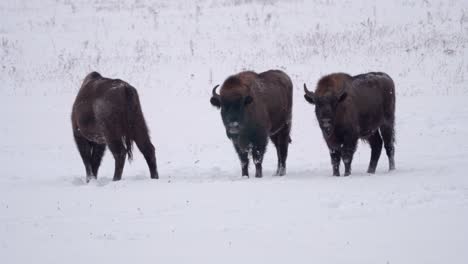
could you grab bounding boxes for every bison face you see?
[220,97,252,136]
[210,85,253,137]
[314,95,340,137]
[304,83,347,138]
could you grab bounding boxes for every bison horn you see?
[212,85,220,98]
[303,83,316,104]
[303,83,314,97]
[210,84,221,108]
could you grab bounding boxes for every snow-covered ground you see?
[1,0,468,263]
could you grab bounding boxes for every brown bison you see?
[303,72,395,176]
[210,70,293,178]
[71,72,159,182]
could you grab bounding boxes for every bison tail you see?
[125,135,133,162]
[124,85,139,162]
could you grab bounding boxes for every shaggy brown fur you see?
[210,70,293,178]
[71,72,159,182]
[304,72,395,176]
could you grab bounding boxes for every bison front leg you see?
[252,145,266,178]
[329,148,341,176]
[234,143,249,177]
[341,140,357,176]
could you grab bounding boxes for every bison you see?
[71,72,159,182]
[210,70,293,178]
[303,72,395,176]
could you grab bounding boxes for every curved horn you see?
[212,85,220,98]
[303,83,314,97]
[303,83,316,104]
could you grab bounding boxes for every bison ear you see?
[304,94,315,104]
[210,97,221,109]
[338,91,347,102]
[244,95,253,105]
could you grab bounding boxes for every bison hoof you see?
[367,168,376,174]
[151,174,159,179]
[275,167,286,176]
[333,172,340,177]
[344,172,351,176]
[86,176,96,183]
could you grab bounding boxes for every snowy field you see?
[1,0,468,263]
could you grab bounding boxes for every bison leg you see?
[271,125,291,176]
[380,124,395,171]
[233,143,249,177]
[271,134,282,175]
[73,131,94,182]
[108,140,126,181]
[329,148,341,176]
[341,140,357,176]
[252,145,266,178]
[367,131,383,174]
[90,142,106,177]
[135,138,159,179]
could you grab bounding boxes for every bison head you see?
[210,85,253,137]
[304,83,347,138]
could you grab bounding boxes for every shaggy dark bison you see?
[71,72,159,182]
[210,70,293,178]
[303,72,395,176]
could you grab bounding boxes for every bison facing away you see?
[210,70,293,178]
[304,72,395,176]
[71,72,159,182]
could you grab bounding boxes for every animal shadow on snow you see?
[71,176,112,186]
[71,171,152,186]
[286,166,397,180]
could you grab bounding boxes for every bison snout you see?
[227,122,241,134]
[320,119,333,137]
[321,118,332,127]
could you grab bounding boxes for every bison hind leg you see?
[380,124,395,171]
[271,124,291,176]
[367,131,383,174]
[90,142,106,177]
[135,137,159,179]
[108,139,127,181]
[73,131,95,182]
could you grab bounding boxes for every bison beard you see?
[304,72,396,176]
[71,71,159,182]
[210,70,293,178]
